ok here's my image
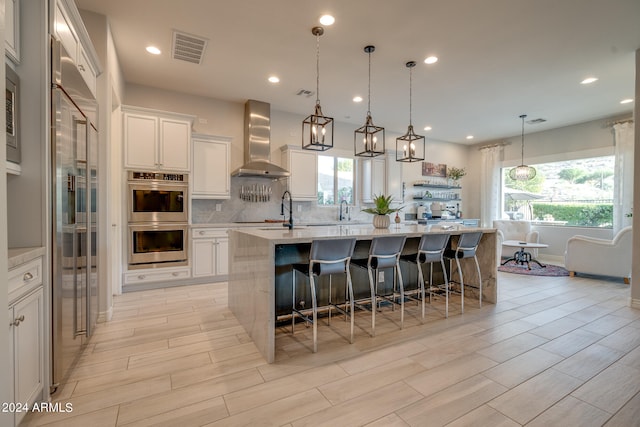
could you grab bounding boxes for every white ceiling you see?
[75,0,639,145]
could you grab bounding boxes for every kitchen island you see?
[228,224,497,363]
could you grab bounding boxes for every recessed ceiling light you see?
[423,126,432,131]
[466,135,474,140]
[319,15,335,26]
[268,76,280,83]
[353,96,363,103]
[146,46,161,55]
[620,98,634,104]
[424,56,438,64]
[581,77,598,84]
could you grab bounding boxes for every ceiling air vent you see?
[526,118,547,125]
[172,30,208,64]
[296,89,315,97]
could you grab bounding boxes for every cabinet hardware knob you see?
[172,272,179,276]
[78,64,85,71]
[199,231,205,235]
[23,272,34,281]
[138,275,145,280]
[12,315,25,326]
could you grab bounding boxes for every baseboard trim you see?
[122,275,228,292]
[631,298,640,309]
[98,306,113,323]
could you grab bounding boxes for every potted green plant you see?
[447,166,466,186]
[362,194,403,228]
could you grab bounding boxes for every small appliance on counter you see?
[417,205,432,219]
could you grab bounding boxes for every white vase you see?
[373,214,390,228]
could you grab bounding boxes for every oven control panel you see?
[129,171,187,182]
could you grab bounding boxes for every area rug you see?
[498,262,570,277]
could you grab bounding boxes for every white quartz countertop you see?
[8,246,46,269]
[231,223,495,244]
[190,220,373,229]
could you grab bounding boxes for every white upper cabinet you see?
[191,134,231,199]
[53,0,101,97]
[122,106,193,172]
[5,0,20,63]
[160,118,191,171]
[360,157,385,203]
[385,150,404,203]
[281,146,317,201]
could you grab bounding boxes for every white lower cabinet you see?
[8,253,45,427]
[192,228,229,278]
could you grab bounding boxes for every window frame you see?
[500,150,616,228]
[317,151,356,207]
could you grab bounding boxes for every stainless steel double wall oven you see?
[127,171,188,268]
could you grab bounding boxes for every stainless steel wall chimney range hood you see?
[231,100,290,178]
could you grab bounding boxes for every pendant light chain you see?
[367,49,372,115]
[409,64,413,126]
[315,31,321,106]
[520,114,526,162]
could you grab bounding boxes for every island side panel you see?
[478,231,498,303]
[228,229,276,363]
[451,231,498,304]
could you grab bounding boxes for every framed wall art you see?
[422,162,446,177]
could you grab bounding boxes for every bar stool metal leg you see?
[444,232,483,314]
[309,272,318,353]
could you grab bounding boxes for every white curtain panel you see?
[613,122,634,233]
[480,145,504,227]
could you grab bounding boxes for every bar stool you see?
[401,233,450,319]
[443,232,483,313]
[291,237,357,353]
[351,235,407,336]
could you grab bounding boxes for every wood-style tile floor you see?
[24,270,640,426]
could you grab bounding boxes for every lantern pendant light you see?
[354,45,385,157]
[302,26,334,151]
[509,114,537,181]
[396,61,425,162]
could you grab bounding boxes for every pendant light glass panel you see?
[396,61,425,162]
[508,114,537,181]
[302,26,334,151]
[355,45,385,157]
